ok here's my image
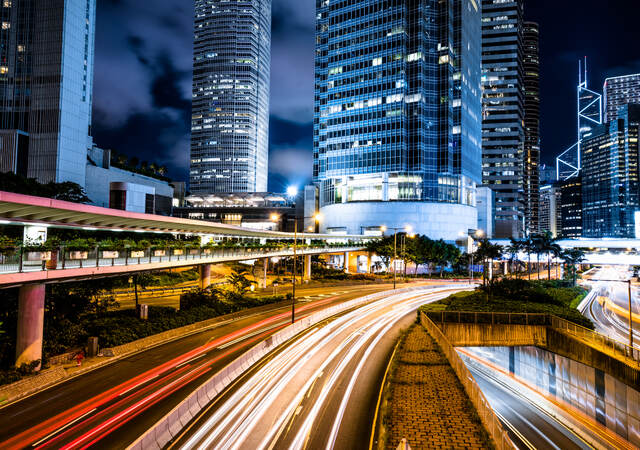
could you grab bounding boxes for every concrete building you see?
[581,104,640,238]
[85,147,174,215]
[189,0,271,195]
[604,73,640,122]
[313,0,482,242]
[174,192,298,232]
[539,184,561,237]
[481,0,525,238]
[0,0,96,185]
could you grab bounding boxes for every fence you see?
[0,245,363,276]
[420,312,516,450]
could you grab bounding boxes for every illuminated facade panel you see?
[604,73,640,122]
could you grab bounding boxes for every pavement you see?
[169,286,466,449]
[0,282,425,449]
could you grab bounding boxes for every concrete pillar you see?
[16,284,46,369]
[199,264,212,289]
[367,252,373,273]
[343,252,350,273]
[304,254,312,280]
[258,258,268,289]
[503,261,508,275]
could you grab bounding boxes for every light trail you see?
[180,287,462,449]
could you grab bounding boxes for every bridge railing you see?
[424,311,640,364]
[0,245,364,275]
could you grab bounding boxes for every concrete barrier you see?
[128,285,460,450]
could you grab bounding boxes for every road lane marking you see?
[31,408,97,447]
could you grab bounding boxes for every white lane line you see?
[176,353,207,368]
[31,408,97,447]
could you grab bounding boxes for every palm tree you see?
[506,238,522,278]
[537,231,560,280]
[551,245,563,280]
[561,248,586,286]
[530,234,546,279]
[475,239,503,287]
[522,237,534,280]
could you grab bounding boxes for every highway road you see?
[0,282,431,449]
[581,266,640,349]
[169,287,465,450]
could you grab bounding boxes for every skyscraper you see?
[481,0,525,238]
[0,0,96,185]
[313,0,482,241]
[604,73,640,122]
[581,104,640,238]
[522,21,540,235]
[190,0,271,196]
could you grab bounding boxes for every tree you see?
[226,268,254,296]
[45,182,91,204]
[561,248,585,286]
[132,273,153,311]
[522,237,535,280]
[536,231,561,280]
[474,239,503,287]
[506,238,522,278]
[129,156,140,168]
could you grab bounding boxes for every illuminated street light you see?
[270,213,280,222]
[287,186,299,197]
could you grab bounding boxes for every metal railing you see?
[424,311,640,365]
[420,312,516,450]
[0,245,363,276]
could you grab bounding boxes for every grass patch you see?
[419,279,592,329]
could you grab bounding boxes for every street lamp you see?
[291,213,322,323]
[468,229,484,284]
[383,225,413,289]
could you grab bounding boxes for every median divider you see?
[128,284,462,450]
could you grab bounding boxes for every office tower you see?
[538,184,560,237]
[0,0,96,185]
[581,104,640,238]
[556,59,602,181]
[481,0,525,238]
[604,73,640,122]
[522,21,540,235]
[190,0,271,195]
[313,0,482,241]
[560,175,582,238]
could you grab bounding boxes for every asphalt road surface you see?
[170,286,465,450]
[0,282,432,449]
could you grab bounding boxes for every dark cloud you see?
[92,0,640,189]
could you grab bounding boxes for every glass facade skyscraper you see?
[582,104,640,238]
[314,0,482,240]
[190,0,270,196]
[522,21,540,234]
[481,0,525,238]
[604,73,640,122]
[0,0,96,185]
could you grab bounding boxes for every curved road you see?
[0,283,428,449]
[169,288,461,450]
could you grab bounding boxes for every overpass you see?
[0,191,374,368]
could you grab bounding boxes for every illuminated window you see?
[0,66,8,74]
[2,22,10,29]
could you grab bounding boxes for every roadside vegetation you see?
[419,279,592,329]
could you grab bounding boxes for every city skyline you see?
[90,0,640,191]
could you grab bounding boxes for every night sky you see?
[92,0,640,192]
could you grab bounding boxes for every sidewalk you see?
[381,325,491,449]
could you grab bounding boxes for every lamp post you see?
[382,225,412,290]
[275,205,322,324]
[468,229,484,284]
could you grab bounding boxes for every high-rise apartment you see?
[581,104,640,238]
[313,0,482,241]
[0,0,96,185]
[604,73,640,122]
[481,0,525,238]
[190,0,271,195]
[538,184,560,237]
[522,21,540,235]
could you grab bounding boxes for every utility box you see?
[138,304,149,320]
[87,337,99,357]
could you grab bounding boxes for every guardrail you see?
[0,245,363,276]
[128,284,462,450]
[424,310,640,364]
[420,312,516,450]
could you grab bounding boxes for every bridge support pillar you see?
[367,253,373,273]
[16,283,46,370]
[303,255,312,281]
[258,258,268,289]
[503,261,508,275]
[199,264,212,289]
[343,252,350,273]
